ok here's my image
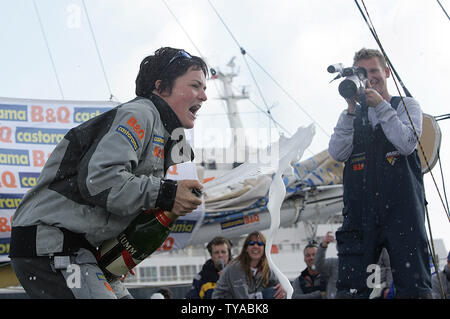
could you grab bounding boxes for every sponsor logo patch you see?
[153,134,164,146]
[116,125,139,151]
[96,272,113,292]
[126,116,145,140]
[385,151,400,166]
[350,153,366,171]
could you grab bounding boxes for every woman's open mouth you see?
[189,105,201,119]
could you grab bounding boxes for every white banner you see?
[0,97,119,262]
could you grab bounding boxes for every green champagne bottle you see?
[96,209,178,279]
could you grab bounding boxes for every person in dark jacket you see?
[9,47,208,299]
[292,243,328,299]
[329,48,432,298]
[187,236,232,299]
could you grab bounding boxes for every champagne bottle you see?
[96,209,178,279]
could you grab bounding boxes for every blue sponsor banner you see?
[220,217,245,230]
[15,127,68,145]
[170,219,197,233]
[0,193,24,209]
[18,172,41,188]
[73,107,112,123]
[0,104,27,121]
[0,238,11,256]
[0,148,29,166]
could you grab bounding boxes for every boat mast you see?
[212,57,249,165]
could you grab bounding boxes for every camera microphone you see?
[327,63,344,73]
[217,259,224,271]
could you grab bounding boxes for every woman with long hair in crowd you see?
[212,231,286,299]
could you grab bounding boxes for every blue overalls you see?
[336,97,432,298]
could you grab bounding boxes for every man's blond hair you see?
[353,48,387,69]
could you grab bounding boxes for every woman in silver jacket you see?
[212,231,286,299]
[9,47,208,298]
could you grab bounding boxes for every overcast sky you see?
[1,0,449,249]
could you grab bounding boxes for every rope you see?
[437,0,450,21]
[32,0,65,99]
[160,0,230,120]
[81,0,114,100]
[438,153,450,217]
[245,52,331,138]
[426,205,447,299]
[206,0,277,131]
[207,0,330,138]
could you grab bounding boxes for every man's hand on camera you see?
[171,179,203,216]
[364,81,384,107]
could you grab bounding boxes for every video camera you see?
[328,63,368,99]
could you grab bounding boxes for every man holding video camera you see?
[328,48,432,298]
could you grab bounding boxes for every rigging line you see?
[437,0,450,21]
[358,0,450,221]
[206,0,271,113]
[247,97,292,136]
[438,154,450,216]
[241,53,281,135]
[246,52,331,138]
[207,0,331,139]
[162,0,270,147]
[160,0,229,120]
[207,0,241,49]
[242,53,271,112]
[425,205,447,299]
[206,0,280,140]
[354,0,412,98]
[160,0,204,57]
[32,0,64,100]
[246,97,316,157]
[229,81,317,156]
[229,81,291,135]
[81,0,113,100]
[435,113,450,121]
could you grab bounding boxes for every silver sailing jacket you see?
[11,96,184,255]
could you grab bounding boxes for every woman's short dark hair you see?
[135,47,209,98]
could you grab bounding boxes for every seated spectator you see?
[292,243,328,299]
[187,236,232,299]
[212,231,286,299]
